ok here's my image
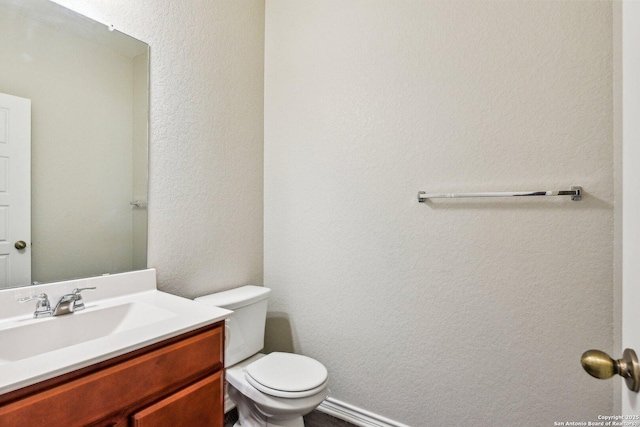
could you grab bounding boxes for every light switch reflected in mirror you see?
[0,0,148,289]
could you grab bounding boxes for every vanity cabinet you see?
[0,322,224,427]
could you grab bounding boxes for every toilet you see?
[196,286,328,427]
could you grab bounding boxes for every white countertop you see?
[0,269,231,395]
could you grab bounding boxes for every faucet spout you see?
[52,287,97,316]
[52,294,78,316]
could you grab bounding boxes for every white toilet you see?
[196,286,329,427]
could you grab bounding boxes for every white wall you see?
[264,1,613,425]
[53,0,266,297]
[0,10,135,283]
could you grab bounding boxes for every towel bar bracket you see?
[570,186,582,201]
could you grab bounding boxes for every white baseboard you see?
[317,397,411,427]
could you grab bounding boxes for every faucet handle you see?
[71,287,96,310]
[18,292,48,303]
[72,287,96,295]
[18,293,52,318]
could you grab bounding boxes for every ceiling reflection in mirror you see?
[0,0,148,289]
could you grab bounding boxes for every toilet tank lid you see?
[195,285,271,310]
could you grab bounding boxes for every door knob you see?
[581,348,640,392]
[14,241,26,250]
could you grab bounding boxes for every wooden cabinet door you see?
[0,325,223,427]
[0,325,224,427]
[131,372,223,427]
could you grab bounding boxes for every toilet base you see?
[229,383,308,427]
[233,418,304,427]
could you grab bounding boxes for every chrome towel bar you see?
[417,186,582,202]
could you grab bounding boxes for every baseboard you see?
[317,397,411,427]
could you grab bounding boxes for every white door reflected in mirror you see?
[0,93,31,288]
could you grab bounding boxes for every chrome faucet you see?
[18,287,96,318]
[52,287,96,316]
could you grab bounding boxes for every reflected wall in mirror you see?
[0,0,148,289]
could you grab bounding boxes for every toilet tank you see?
[195,285,271,367]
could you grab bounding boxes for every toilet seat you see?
[244,352,328,398]
[226,354,329,412]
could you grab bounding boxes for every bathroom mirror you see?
[0,0,148,289]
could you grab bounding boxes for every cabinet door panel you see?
[132,372,223,427]
[0,326,223,426]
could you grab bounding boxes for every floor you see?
[224,408,356,427]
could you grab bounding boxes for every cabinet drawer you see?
[0,326,223,426]
[132,372,223,427]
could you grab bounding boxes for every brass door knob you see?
[581,348,640,392]
[14,241,26,250]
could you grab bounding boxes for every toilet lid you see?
[245,352,328,396]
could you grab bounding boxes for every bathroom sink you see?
[0,269,232,395]
[0,302,175,364]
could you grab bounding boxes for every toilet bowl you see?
[227,354,328,427]
[195,286,329,427]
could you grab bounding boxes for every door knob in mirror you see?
[581,348,640,392]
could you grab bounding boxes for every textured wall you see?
[264,1,613,425]
[54,0,265,297]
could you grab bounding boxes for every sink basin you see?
[0,302,176,364]
[0,269,232,395]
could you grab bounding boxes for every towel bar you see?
[417,186,582,202]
